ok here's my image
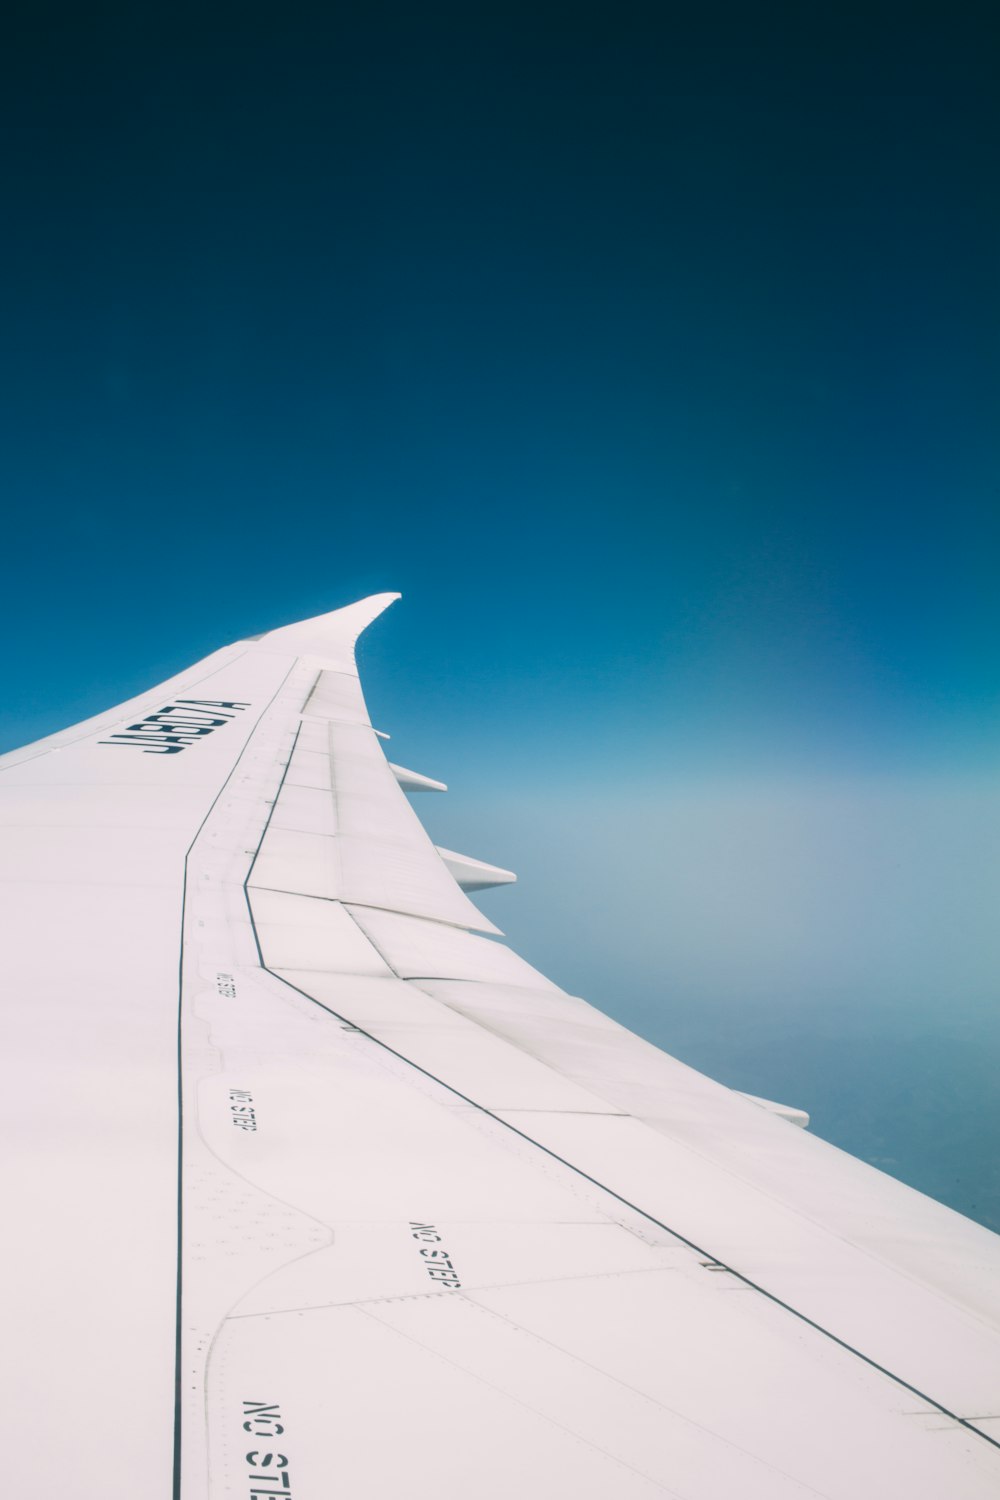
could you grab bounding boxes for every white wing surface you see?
[2,595,999,1499]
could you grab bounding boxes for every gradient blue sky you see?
[3,6,998,1225]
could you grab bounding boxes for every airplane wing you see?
[2,594,999,1499]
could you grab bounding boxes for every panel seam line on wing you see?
[174,658,301,1500]
[246,902,1000,1451]
[235,677,1000,1458]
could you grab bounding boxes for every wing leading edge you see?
[2,595,998,1499]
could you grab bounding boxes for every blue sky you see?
[2,5,998,1225]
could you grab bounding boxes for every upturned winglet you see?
[250,593,401,673]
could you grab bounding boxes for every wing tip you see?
[246,592,402,666]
